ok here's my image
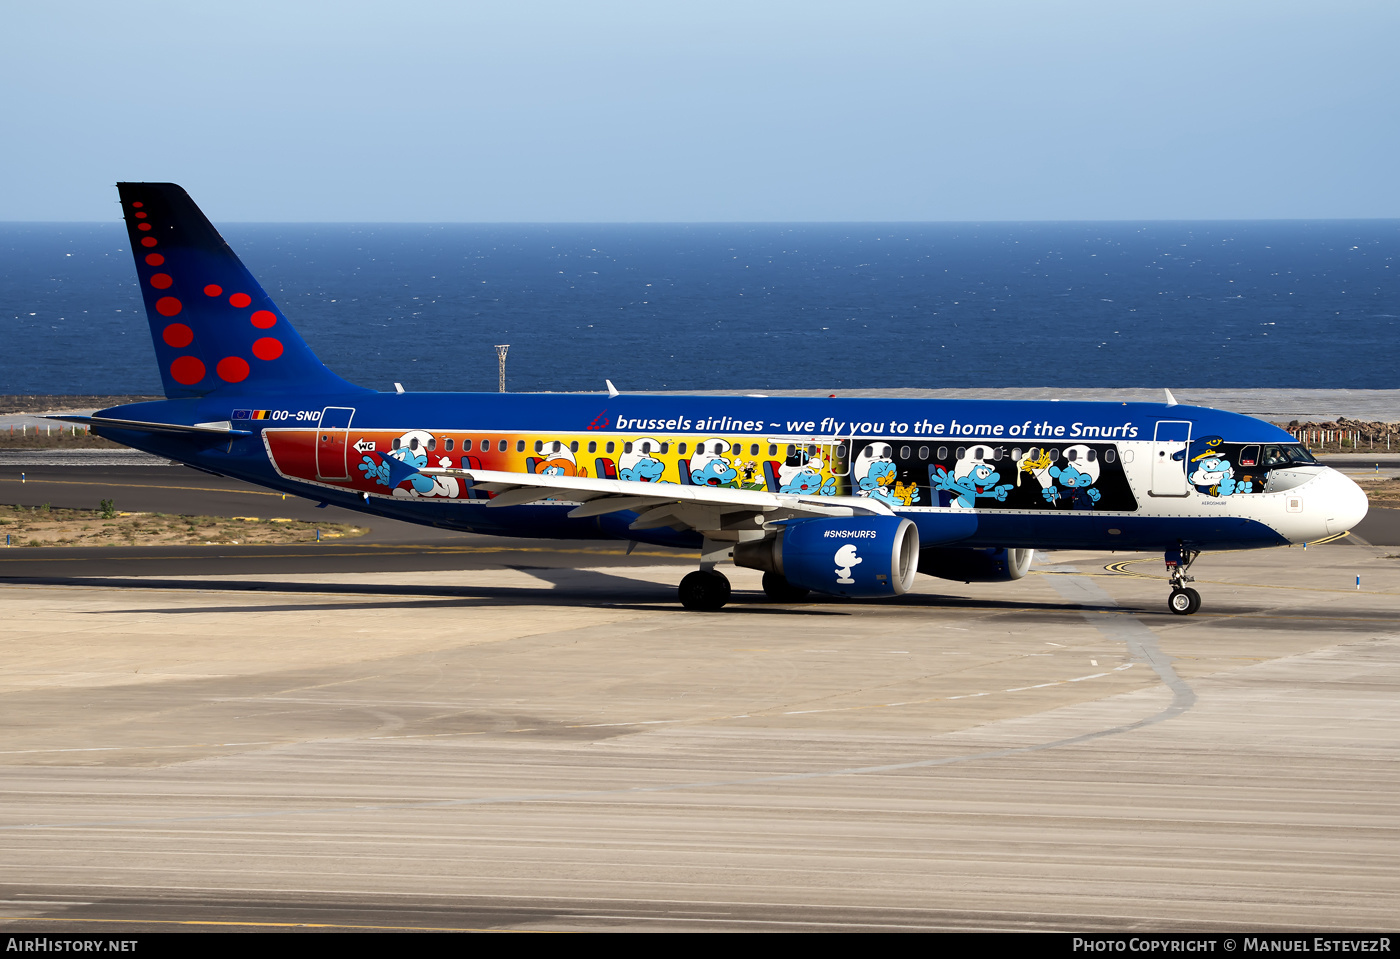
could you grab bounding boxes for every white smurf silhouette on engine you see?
[834,543,863,584]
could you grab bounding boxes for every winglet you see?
[606,379,620,398]
[1164,389,1179,407]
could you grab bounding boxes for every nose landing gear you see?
[1165,546,1201,615]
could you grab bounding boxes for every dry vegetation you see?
[1356,477,1400,506]
[0,428,124,450]
[0,503,365,548]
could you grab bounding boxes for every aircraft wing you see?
[419,466,892,531]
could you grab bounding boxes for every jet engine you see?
[733,516,920,598]
[917,547,1033,583]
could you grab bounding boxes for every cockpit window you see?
[1262,444,1317,468]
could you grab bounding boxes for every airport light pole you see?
[495,344,509,392]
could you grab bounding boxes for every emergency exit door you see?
[316,407,356,480]
[1150,420,1192,497]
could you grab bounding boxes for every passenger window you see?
[1011,447,1021,460]
[552,441,562,453]
[750,444,758,456]
[462,439,472,452]
[534,440,543,453]
[587,441,596,453]
[1086,448,1096,462]
[392,438,401,450]
[1049,448,1060,461]
[696,443,706,455]
[768,445,777,457]
[445,438,454,452]
[498,440,507,452]
[956,447,965,459]
[1067,448,1077,462]
[786,444,795,457]
[625,442,634,454]
[570,441,579,452]
[515,440,524,452]
[1104,447,1116,463]
[974,447,984,459]
[426,438,436,451]
[900,446,911,459]
[409,437,419,451]
[606,441,615,454]
[937,446,948,460]
[918,446,929,460]
[678,443,686,455]
[661,443,670,454]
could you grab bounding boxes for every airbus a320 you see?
[56,183,1369,614]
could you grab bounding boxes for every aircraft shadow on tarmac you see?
[4,560,1392,627]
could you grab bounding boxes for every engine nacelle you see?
[734,516,920,598]
[917,547,1033,583]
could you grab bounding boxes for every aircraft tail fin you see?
[117,182,366,399]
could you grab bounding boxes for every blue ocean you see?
[2,221,1396,395]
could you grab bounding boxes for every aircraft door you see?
[317,406,356,480]
[1150,420,1192,496]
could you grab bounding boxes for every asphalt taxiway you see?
[2,463,1399,931]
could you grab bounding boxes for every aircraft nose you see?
[1318,467,1369,536]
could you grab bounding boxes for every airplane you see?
[55,183,1370,615]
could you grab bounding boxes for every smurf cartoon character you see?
[618,437,667,483]
[834,543,862,584]
[688,439,739,487]
[932,448,1012,509]
[1186,436,1252,497]
[853,443,918,506]
[1043,444,1102,510]
[778,448,836,496]
[534,442,587,478]
[359,429,461,498]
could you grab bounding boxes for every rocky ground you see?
[0,504,364,548]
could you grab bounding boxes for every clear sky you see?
[4,1,1397,221]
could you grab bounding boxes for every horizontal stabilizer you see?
[46,414,252,436]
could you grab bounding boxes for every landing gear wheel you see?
[679,570,731,611]
[762,571,810,603]
[1168,587,1201,615]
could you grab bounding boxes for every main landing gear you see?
[679,569,731,611]
[1165,546,1202,615]
[678,570,812,610]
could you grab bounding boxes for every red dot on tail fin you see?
[150,274,173,290]
[141,237,157,247]
[170,356,205,385]
[145,254,164,266]
[134,212,147,219]
[156,297,182,317]
[204,284,223,297]
[217,356,250,383]
[250,310,276,328]
[132,202,143,208]
[252,337,283,361]
[163,323,193,348]
[229,293,252,308]
[137,223,151,231]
